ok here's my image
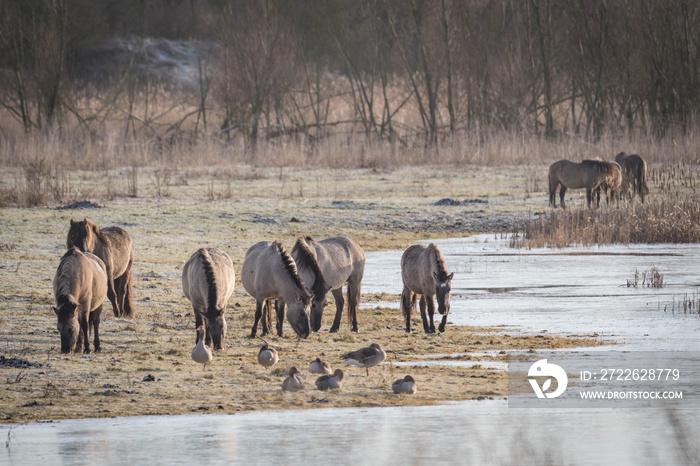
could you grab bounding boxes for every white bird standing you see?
[191,326,212,370]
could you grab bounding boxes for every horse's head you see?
[309,285,332,332]
[203,309,227,350]
[434,272,454,332]
[67,219,95,252]
[53,297,80,353]
[287,292,311,339]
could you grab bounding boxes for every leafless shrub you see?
[627,268,664,288]
[127,164,139,197]
[151,168,171,197]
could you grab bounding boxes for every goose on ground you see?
[282,366,305,392]
[392,375,417,394]
[341,343,386,376]
[308,357,333,375]
[315,369,344,390]
[191,326,212,370]
[258,344,279,368]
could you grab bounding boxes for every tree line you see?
[1,0,699,147]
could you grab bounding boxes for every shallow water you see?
[3,235,700,465]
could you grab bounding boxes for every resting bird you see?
[341,343,386,376]
[308,357,333,375]
[392,375,417,394]
[257,343,279,368]
[315,369,344,391]
[191,326,213,370]
[282,366,304,392]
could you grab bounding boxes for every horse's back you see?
[241,241,278,299]
[401,244,427,293]
[314,237,365,286]
[54,248,107,310]
[183,247,235,308]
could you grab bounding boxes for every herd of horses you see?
[549,152,648,209]
[53,221,454,353]
[52,151,649,353]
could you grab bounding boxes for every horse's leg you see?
[91,305,102,353]
[79,305,91,354]
[105,267,120,317]
[347,282,360,332]
[586,187,592,208]
[261,300,270,336]
[275,300,285,337]
[195,309,204,343]
[419,295,430,333]
[426,295,436,333]
[249,300,263,338]
[329,288,345,333]
[559,186,567,209]
[401,287,413,333]
[122,258,134,317]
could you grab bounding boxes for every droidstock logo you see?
[528,359,568,399]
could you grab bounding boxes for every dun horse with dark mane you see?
[548,159,616,209]
[182,248,235,350]
[67,219,134,318]
[400,244,454,333]
[615,152,649,203]
[241,241,311,339]
[292,236,365,333]
[53,247,108,353]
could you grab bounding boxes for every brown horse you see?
[400,244,454,333]
[615,152,649,202]
[292,236,365,333]
[241,241,311,339]
[548,159,616,208]
[594,161,623,207]
[53,247,108,353]
[182,248,235,350]
[67,219,134,318]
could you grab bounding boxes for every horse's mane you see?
[68,218,109,250]
[85,219,109,244]
[197,248,219,314]
[273,241,310,302]
[427,244,449,281]
[55,248,81,307]
[582,159,614,178]
[292,237,327,298]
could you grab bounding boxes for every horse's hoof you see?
[329,328,339,333]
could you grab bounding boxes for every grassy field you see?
[0,164,613,423]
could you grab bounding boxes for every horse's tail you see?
[123,268,134,318]
[199,248,219,315]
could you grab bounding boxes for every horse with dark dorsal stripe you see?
[67,218,134,318]
[400,243,454,334]
[292,236,365,333]
[241,241,311,339]
[53,247,108,353]
[182,248,235,350]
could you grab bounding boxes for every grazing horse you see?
[67,219,134,318]
[615,152,649,203]
[291,236,365,333]
[182,248,235,350]
[53,247,108,353]
[548,159,616,208]
[594,161,623,207]
[400,244,454,333]
[241,241,311,339]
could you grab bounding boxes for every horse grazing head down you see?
[201,309,227,350]
[67,219,98,252]
[53,296,81,353]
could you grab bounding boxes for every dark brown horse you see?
[67,219,134,318]
[615,152,649,202]
[53,247,108,353]
[182,248,235,350]
[548,159,616,208]
[292,236,365,333]
[400,244,454,333]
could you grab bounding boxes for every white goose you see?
[191,326,213,370]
